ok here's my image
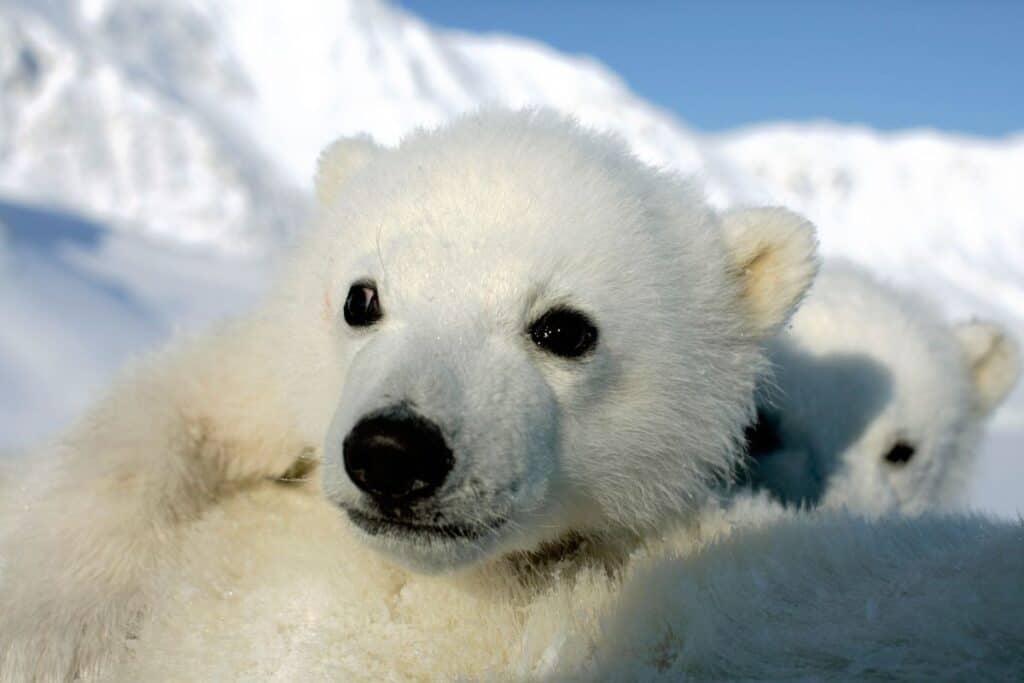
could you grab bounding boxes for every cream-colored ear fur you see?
[953,320,1020,416]
[315,135,381,205]
[720,207,819,338]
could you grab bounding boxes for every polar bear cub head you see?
[284,111,817,572]
[746,264,1019,514]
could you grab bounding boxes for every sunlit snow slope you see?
[1,0,1021,514]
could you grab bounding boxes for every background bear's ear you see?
[315,135,381,205]
[720,207,819,339]
[953,321,1020,416]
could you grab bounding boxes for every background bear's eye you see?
[529,307,598,358]
[883,441,916,465]
[344,281,382,327]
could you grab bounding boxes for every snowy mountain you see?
[5,1,1022,268]
[0,0,1021,513]
[0,3,305,252]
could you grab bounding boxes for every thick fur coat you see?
[1,111,1020,681]
[112,486,1024,681]
[745,264,1020,514]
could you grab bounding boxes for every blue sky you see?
[399,0,1022,138]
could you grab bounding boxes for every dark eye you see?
[529,307,598,358]
[344,281,382,327]
[883,441,916,465]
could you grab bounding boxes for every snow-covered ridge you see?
[0,2,305,253]
[4,1,1021,266]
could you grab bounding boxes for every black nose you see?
[343,407,454,505]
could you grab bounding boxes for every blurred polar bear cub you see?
[743,263,1020,514]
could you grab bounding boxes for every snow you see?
[0,198,269,448]
[0,0,1020,515]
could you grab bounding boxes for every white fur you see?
[719,207,818,337]
[557,495,1024,680]
[745,263,1020,514]
[111,485,1024,681]
[954,320,1021,416]
[0,110,818,680]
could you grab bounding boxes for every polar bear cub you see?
[121,475,1024,681]
[744,263,1019,514]
[0,110,819,680]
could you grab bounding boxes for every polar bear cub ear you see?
[720,207,820,339]
[315,135,382,205]
[953,321,1020,416]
